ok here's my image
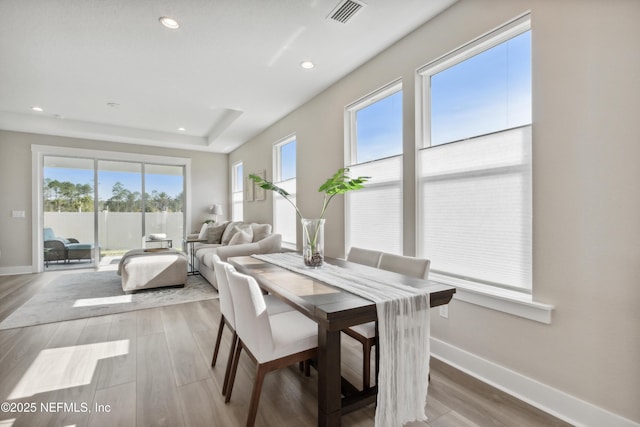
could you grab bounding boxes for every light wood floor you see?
[0,271,572,427]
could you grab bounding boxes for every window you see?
[273,136,297,247]
[417,15,532,292]
[232,162,243,221]
[345,81,403,254]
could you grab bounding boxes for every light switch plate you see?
[439,305,449,319]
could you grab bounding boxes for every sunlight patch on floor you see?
[8,340,130,399]
[72,295,132,307]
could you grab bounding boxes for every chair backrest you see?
[347,247,382,268]
[44,228,56,241]
[226,269,275,363]
[379,253,431,279]
[212,255,236,329]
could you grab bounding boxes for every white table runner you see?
[253,252,430,426]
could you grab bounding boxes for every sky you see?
[431,30,531,145]
[355,30,531,162]
[280,140,296,181]
[356,90,403,163]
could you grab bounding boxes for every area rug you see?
[0,270,218,330]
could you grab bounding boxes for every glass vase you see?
[301,218,325,268]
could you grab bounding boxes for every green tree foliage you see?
[44,179,183,213]
[43,178,94,212]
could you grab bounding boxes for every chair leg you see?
[211,314,226,367]
[246,364,268,427]
[225,342,243,403]
[304,359,311,377]
[222,332,238,396]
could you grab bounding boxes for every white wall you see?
[44,212,185,251]
[0,130,228,270]
[230,0,640,424]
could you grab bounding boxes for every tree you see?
[43,179,93,212]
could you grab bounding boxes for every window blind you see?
[346,156,402,255]
[232,190,243,221]
[418,126,532,291]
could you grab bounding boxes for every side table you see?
[183,238,206,275]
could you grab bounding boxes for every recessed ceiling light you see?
[178,127,186,132]
[300,61,315,69]
[31,106,44,112]
[159,16,180,30]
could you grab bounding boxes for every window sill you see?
[429,273,553,324]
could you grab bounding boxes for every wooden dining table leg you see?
[317,323,342,427]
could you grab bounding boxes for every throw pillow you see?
[197,223,209,240]
[207,223,227,244]
[221,221,242,245]
[228,226,253,245]
[250,223,272,242]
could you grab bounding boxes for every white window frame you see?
[344,79,403,255]
[415,14,553,323]
[273,134,297,248]
[231,161,243,221]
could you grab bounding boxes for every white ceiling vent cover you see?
[328,0,366,23]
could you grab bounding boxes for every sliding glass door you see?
[43,156,96,268]
[98,160,143,257]
[35,145,190,272]
[97,161,185,258]
[144,164,184,247]
[40,153,186,270]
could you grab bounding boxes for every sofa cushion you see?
[207,223,227,244]
[229,226,253,245]
[221,221,242,245]
[250,223,272,242]
[197,223,209,240]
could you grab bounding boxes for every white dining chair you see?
[210,255,292,397]
[344,252,431,389]
[224,268,318,427]
[346,246,382,268]
[379,252,431,280]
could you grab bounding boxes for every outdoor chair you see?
[44,227,96,263]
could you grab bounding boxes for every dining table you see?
[228,254,456,427]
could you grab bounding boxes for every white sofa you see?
[192,221,282,289]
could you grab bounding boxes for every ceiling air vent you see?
[328,0,365,24]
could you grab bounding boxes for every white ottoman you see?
[118,249,188,292]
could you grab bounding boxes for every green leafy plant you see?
[249,167,370,222]
[250,168,370,266]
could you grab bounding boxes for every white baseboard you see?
[0,265,34,276]
[430,337,640,427]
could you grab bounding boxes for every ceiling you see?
[0,0,456,153]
